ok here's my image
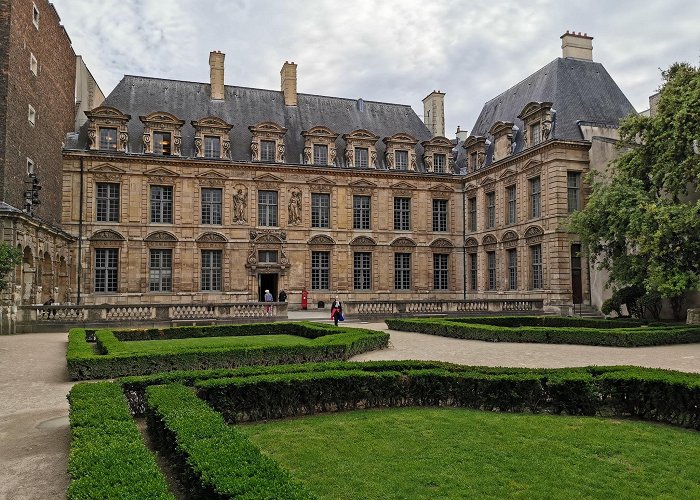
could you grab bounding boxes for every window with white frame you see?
[531,244,543,289]
[529,177,541,218]
[567,172,581,213]
[96,183,120,222]
[393,197,410,231]
[468,197,477,232]
[204,136,221,158]
[507,185,517,225]
[486,192,495,229]
[434,153,446,173]
[394,253,411,290]
[201,250,222,291]
[258,190,278,226]
[530,123,541,146]
[26,157,34,176]
[355,147,369,168]
[95,248,118,292]
[311,193,330,228]
[258,250,278,263]
[507,248,517,290]
[469,253,478,291]
[487,251,496,290]
[150,186,173,224]
[432,199,448,232]
[313,144,328,165]
[201,188,222,225]
[311,251,329,290]
[395,150,408,170]
[99,127,117,151]
[149,249,172,292]
[433,254,449,290]
[153,131,172,155]
[260,140,276,162]
[353,195,371,230]
[353,252,372,290]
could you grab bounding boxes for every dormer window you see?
[395,150,408,170]
[434,153,446,173]
[313,144,328,165]
[463,135,487,172]
[518,101,553,149]
[153,131,172,155]
[421,136,454,173]
[302,126,339,166]
[203,136,220,158]
[249,121,287,163]
[192,117,232,160]
[355,147,369,168]
[85,106,131,153]
[99,127,118,151]
[260,140,276,162]
[470,151,478,171]
[530,123,541,146]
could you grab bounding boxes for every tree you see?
[569,63,700,318]
[0,243,22,293]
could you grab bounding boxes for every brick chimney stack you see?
[281,61,298,106]
[561,31,593,61]
[209,51,225,100]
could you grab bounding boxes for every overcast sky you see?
[53,0,699,137]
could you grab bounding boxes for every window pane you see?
[468,197,477,232]
[201,188,222,225]
[204,136,221,158]
[201,250,222,291]
[507,249,517,290]
[393,197,411,231]
[258,250,278,263]
[353,252,372,290]
[486,192,495,228]
[433,254,448,290]
[395,150,408,170]
[95,248,118,292]
[531,245,543,289]
[530,177,541,218]
[149,249,172,292]
[313,144,328,165]
[355,148,368,168]
[99,128,117,150]
[311,193,330,228]
[530,123,541,146]
[394,253,411,290]
[150,185,173,224]
[261,140,276,162]
[311,251,329,290]
[353,195,371,230]
[470,253,478,291]
[487,251,496,290]
[567,172,581,213]
[507,185,517,225]
[153,131,171,155]
[96,183,119,222]
[258,190,278,226]
[432,199,447,232]
[434,154,446,173]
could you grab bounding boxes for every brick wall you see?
[2,0,75,223]
[0,0,11,194]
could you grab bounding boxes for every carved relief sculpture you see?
[386,152,394,169]
[304,146,312,164]
[142,133,152,154]
[344,148,353,167]
[424,154,433,171]
[277,142,285,162]
[288,190,302,225]
[250,141,259,161]
[233,188,247,224]
[194,138,203,157]
[541,110,553,140]
[329,147,337,166]
[370,150,377,168]
[222,139,231,159]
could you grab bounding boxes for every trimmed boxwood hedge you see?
[67,321,389,380]
[385,316,699,347]
[145,383,313,499]
[67,382,173,500]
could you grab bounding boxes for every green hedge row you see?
[67,322,389,380]
[67,383,173,500]
[113,321,337,341]
[145,384,313,499]
[448,315,647,328]
[385,317,700,347]
[192,365,700,430]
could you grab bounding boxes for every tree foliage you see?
[0,243,22,293]
[569,62,700,303]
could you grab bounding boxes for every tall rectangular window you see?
[153,131,171,155]
[150,186,173,224]
[149,249,172,292]
[507,248,517,291]
[313,144,328,165]
[433,254,449,290]
[96,182,119,222]
[311,193,330,228]
[434,153,446,173]
[258,190,278,226]
[394,253,411,290]
[95,248,118,292]
[353,252,372,290]
[432,199,448,232]
[468,197,477,232]
[567,172,581,213]
[486,192,496,229]
[311,251,329,290]
[201,188,222,225]
[395,150,408,170]
[355,147,369,168]
[260,140,276,162]
[394,197,411,231]
[506,185,517,225]
[487,251,496,290]
[530,123,541,146]
[99,127,117,150]
[470,151,478,171]
[204,136,221,158]
[529,176,541,218]
[353,195,371,230]
[470,253,478,291]
[531,244,543,289]
[201,250,222,291]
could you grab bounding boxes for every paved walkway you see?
[1,319,698,499]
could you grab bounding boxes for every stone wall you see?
[688,308,700,325]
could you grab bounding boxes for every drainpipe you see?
[77,157,84,305]
[462,183,467,300]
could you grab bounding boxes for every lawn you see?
[242,407,700,499]
[114,334,315,354]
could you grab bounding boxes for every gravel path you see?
[0,321,698,499]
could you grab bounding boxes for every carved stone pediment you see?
[342,129,380,168]
[390,237,417,248]
[254,173,284,183]
[391,181,416,198]
[480,176,496,186]
[429,183,454,193]
[301,126,340,166]
[90,230,125,241]
[383,132,419,171]
[250,229,286,243]
[429,238,454,249]
[89,163,126,174]
[518,102,554,122]
[192,116,233,131]
[308,235,335,246]
[349,179,377,193]
[464,182,477,191]
[465,237,478,250]
[145,231,178,242]
[139,111,185,155]
[85,107,131,152]
[191,116,233,159]
[85,106,131,122]
[421,136,454,173]
[502,230,519,249]
[196,232,227,243]
[350,236,377,246]
[499,168,516,179]
[196,170,228,186]
[524,225,544,244]
[249,121,287,163]
[483,234,497,251]
[307,176,335,192]
[140,111,185,126]
[145,167,178,177]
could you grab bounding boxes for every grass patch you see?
[386,316,700,347]
[242,407,700,499]
[115,334,316,354]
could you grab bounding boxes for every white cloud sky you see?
[54,0,700,136]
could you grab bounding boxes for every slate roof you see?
[456,57,636,169]
[74,76,441,172]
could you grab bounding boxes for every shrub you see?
[67,322,389,380]
[145,383,312,499]
[67,382,173,500]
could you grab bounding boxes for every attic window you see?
[99,128,118,150]
[355,148,369,168]
[204,136,220,158]
[395,150,408,170]
[530,123,541,146]
[154,131,172,155]
[260,140,276,162]
[434,154,446,173]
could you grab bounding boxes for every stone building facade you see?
[63,56,463,305]
[0,0,76,304]
[456,32,636,312]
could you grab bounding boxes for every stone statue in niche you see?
[424,154,433,171]
[522,127,528,148]
[508,133,516,155]
[194,138,203,157]
[288,190,302,224]
[143,133,151,153]
[477,151,485,168]
[370,150,377,168]
[386,152,394,169]
[329,147,337,166]
[541,111,553,140]
[233,189,247,224]
[250,141,259,161]
[277,143,285,162]
[304,146,312,164]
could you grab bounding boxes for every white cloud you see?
[54,0,700,136]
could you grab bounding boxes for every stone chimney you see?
[281,61,298,106]
[422,90,445,137]
[455,126,469,142]
[209,51,225,100]
[561,31,593,61]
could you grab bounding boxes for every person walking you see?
[330,296,343,326]
[264,289,273,314]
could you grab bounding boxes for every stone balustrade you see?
[344,299,543,317]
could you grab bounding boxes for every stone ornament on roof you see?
[421,136,453,174]
[383,133,419,172]
[85,106,131,152]
[191,116,233,160]
[301,126,340,167]
[139,111,185,156]
[342,129,380,169]
[248,121,288,163]
[517,102,554,149]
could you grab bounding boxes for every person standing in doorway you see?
[330,296,343,326]
[278,289,287,302]
[264,289,273,314]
